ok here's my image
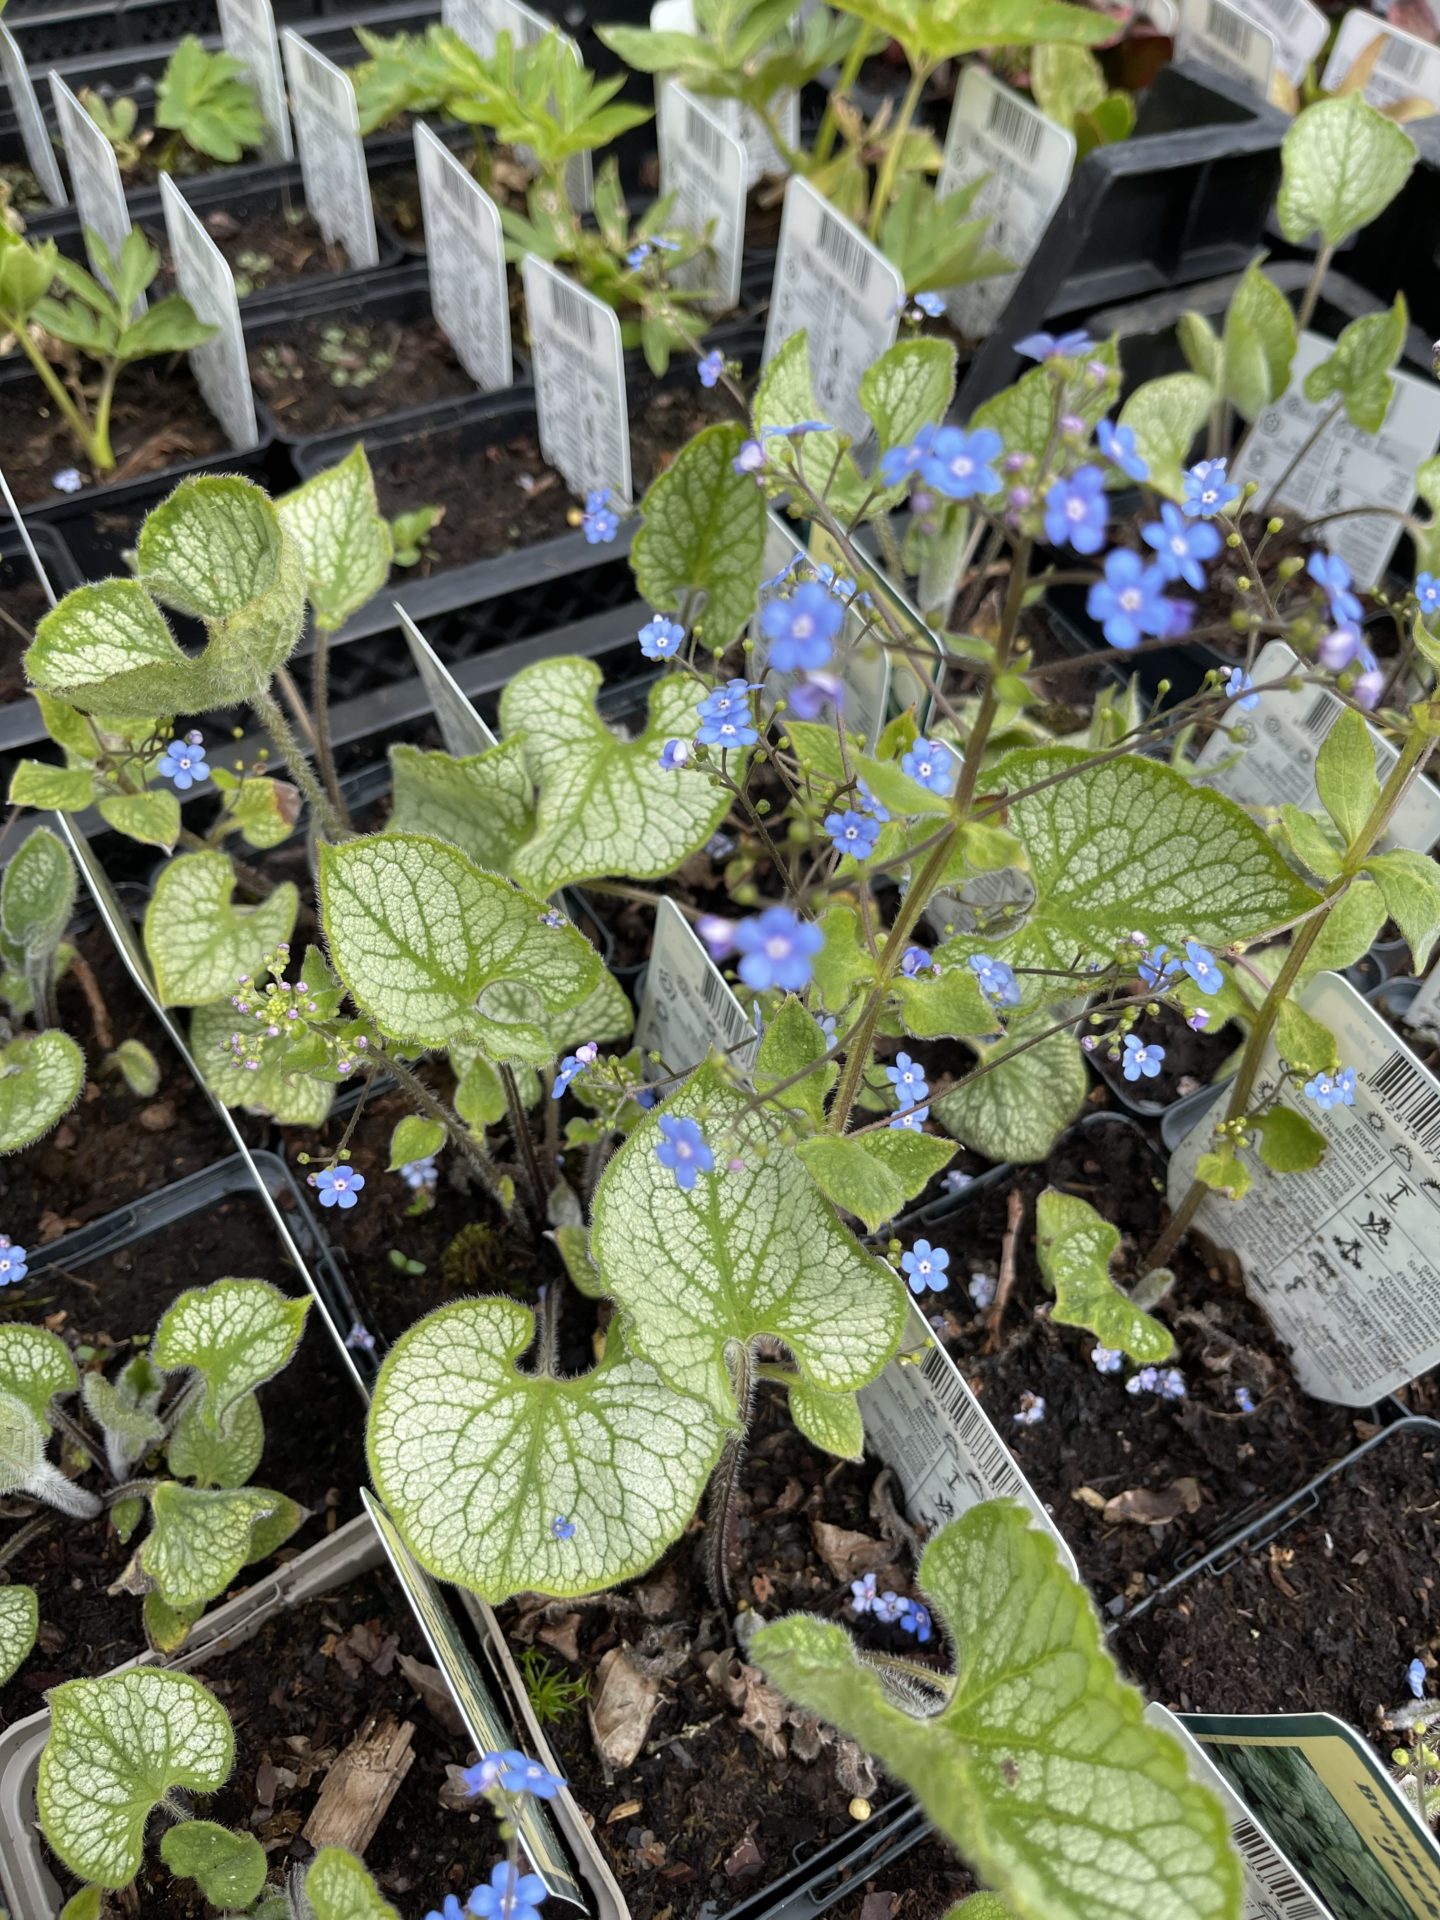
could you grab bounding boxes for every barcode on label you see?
[548,275,594,344]
[1299,689,1341,741]
[985,86,1042,161]
[1379,30,1427,74]
[1206,0,1253,52]
[1367,1050,1440,1158]
[918,1345,1027,1502]
[698,963,752,1050]
[815,206,871,291]
[1232,1817,1317,1917]
[685,99,724,168]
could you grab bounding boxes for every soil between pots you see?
[832,1841,978,1919]
[0,360,229,508]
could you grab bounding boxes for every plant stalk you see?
[249,685,345,842]
[500,1062,549,1221]
[867,61,930,242]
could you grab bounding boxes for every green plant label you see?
[522,257,630,502]
[1175,0,1276,102]
[48,76,138,309]
[634,896,757,1078]
[280,30,379,268]
[158,176,260,450]
[217,0,293,160]
[658,83,745,311]
[415,122,513,390]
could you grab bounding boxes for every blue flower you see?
[401,1155,438,1191]
[1182,458,1240,519]
[1318,622,1362,671]
[1013,1392,1046,1426]
[1354,668,1386,712]
[1044,465,1108,555]
[900,944,938,977]
[969,1270,995,1308]
[552,1043,597,1099]
[878,427,935,488]
[850,1572,878,1613]
[1417,572,1440,624]
[1409,1657,1428,1700]
[901,737,957,797]
[51,466,83,494]
[0,1237,28,1287]
[732,439,766,477]
[1091,1345,1123,1374]
[696,915,736,961]
[655,1114,714,1191]
[313,1165,365,1209]
[658,737,693,771]
[856,781,890,822]
[1096,418,1148,482]
[1234,1386,1256,1414]
[912,290,945,318]
[967,953,1022,1007]
[1307,549,1363,626]
[582,490,619,544]
[698,349,724,388]
[1128,1366,1185,1400]
[425,1896,470,1920]
[887,1051,930,1108]
[825,808,879,860]
[1015,329,1091,361]
[900,1601,933,1642]
[1142,501,1221,589]
[734,905,823,991]
[1136,944,1180,990]
[889,1105,928,1131]
[872,1589,907,1623]
[1182,941,1223,994]
[1304,1067,1355,1110]
[788,670,845,718]
[638,616,685,661]
[761,580,844,672]
[468,1860,549,1920]
[1223,666,1260,711]
[1087,549,1170,651]
[900,1238,949,1295]
[550,1515,576,1541]
[458,1756,504,1797]
[920,425,1003,501]
[626,241,652,267]
[157,731,209,791]
[697,679,759,749]
[1121,1034,1164,1081]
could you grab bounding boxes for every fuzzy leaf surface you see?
[277,445,394,633]
[0,1584,38,1685]
[389,739,536,873]
[1036,1190,1173,1363]
[0,1325,77,1420]
[143,852,298,1008]
[0,1028,85,1151]
[153,1278,309,1427]
[630,422,766,647]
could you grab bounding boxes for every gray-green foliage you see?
[0,826,85,1151]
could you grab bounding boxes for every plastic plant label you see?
[649,0,798,188]
[1322,7,1440,112]
[521,256,631,504]
[395,605,500,756]
[1147,1707,1328,1919]
[1168,971,1440,1406]
[1229,330,1440,589]
[635,896,757,1079]
[1142,0,1179,29]
[936,68,1075,341]
[1181,1710,1440,1919]
[658,83,745,314]
[49,76,139,308]
[217,0,292,162]
[752,517,891,748]
[443,0,508,55]
[1176,0,1279,101]
[1233,0,1327,85]
[281,31,379,270]
[858,1303,1079,1576]
[1193,641,1440,855]
[761,176,903,447]
[1,25,65,205]
[414,123,512,392]
[158,176,260,453]
[1406,965,1440,1040]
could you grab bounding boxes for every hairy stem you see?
[0,1512,54,1572]
[703,1340,755,1608]
[500,1063,549,1221]
[309,631,354,834]
[249,686,344,842]
[378,1054,518,1219]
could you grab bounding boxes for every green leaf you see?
[0,1324,78,1421]
[8,760,95,811]
[500,658,733,894]
[106,1037,161,1098]
[0,1583,38,1686]
[1276,996,1336,1079]
[1178,310,1220,385]
[388,1113,446,1170]
[1253,1105,1327,1173]
[161,1820,267,1907]
[1296,878,1385,985]
[278,446,395,635]
[1277,804,1343,880]
[156,35,265,161]
[167,1390,265,1488]
[1197,1145,1251,1200]
[318,833,600,1062]
[1276,93,1416,249]
[1035,1189,1173,1363]
[893,960,996,1039]
[305,1847,401,1920]
[139,1481,303,1611]
[1030,42,1104,127]
[211,769,299,850]
[830,0,1112,60]
[798,1135,911,1232]
[1302,295,1406,434]
[1314,707,1380,843]
[752,1502,1240,1920]
[367,1298,729,1604]
[143,852,298,1008]
[755,997,835,1128]
[143,1589,205,1653]
[789,1381,864,1461]
[454,1049,508,1131]
[630,423,766,648]
[752,332,854,495]
[0,1028,85,1152]
[1117,374,1213,500]
[389,739,536,874]
[139,476,286,623]
[2,824,76,963]
[1220,264,1296,424]
[154,1278,309,1428]
[933,1026,1088,1164]
[81,1372,166,1460]
[973,340,1118,461]
[38,1669,235,1888]
[812,903,876,1013]
[1364,848,1440,972]
[861,338,958,464]
[97,789,182,851]
[590,1069,907,1419]
[189,999,336,1126]
[25,580,188,720]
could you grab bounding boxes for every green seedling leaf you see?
[156,35,266,161]
[136,1481,303,1612]
[305,1847,401,1919]
[1276,92,1416,249]
[630,422,766,647]
[388,1113,446,1170]
[278,445,394,634]
[1219,263,1296,423]
[934,1025,1088,1164]
[1365,847,1440,972]
[1197,1144,1252,1200]
[319,833,600,1061]
[0,1583,38,1685]
[367,1298,729,1603]
[106,1037,161,1097]
[143,852,298,1008]
[81,1371,166,1460]
[1253,1105,1327,1173]
[500,658,733,894]
[2,824,76,964]
[788,1381,865,1461]
[38,1669,235,1888]
[161,1820,267,1907]
[0,1323,78,1420]
[154,1279,309,1428]
[1303,295,1407,433]
[389,739,536,874]
[97,789,182,852]
[753,1502,1240,1920]
[1035,1189,1173,1363]
[0,1028,85,1152]
[167,1389,264,1488]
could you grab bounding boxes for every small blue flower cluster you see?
[400,1155,438,1193]
[313,1164,366,1210]
[425,1863,549,1920]
[459,1750,567,1801]
[899,1238,948,1296]
[1013,1392,1046,1426]
[655,1113,714,1191]
[1127,1366,1186,1400]
[1304,1066,1357,1110]
[850,1573,933,1642]
[0,1236,28,1288]
[967,953,1021,1007]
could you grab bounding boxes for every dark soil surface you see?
[1119,1426,1440,1761]
[0,360,228,507]
[197,196,356,298]
[1,575,49,697]
[0,1188,366,1724]
[926,1120,1365,1610]
[832,1841,978,1919]
[1184,515,1396,669]
[46,1570,504,1912]
[1090,998,1241,1111]
[250,313,476,440]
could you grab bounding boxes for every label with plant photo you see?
[48,76,138,309]
[635,897,757,1080]
[1321,8,1440,114]
[937,69,1075,340]
[522,257,631,503]
[414,122,513,392]
[158,176,261,453]
[658,83,745,314]
[1175,0,1279,101]
[1,24,66,206]
[1169,972,1440,1406]
[281,30,380,270]
[216,0,292,162]
[762,176,904,446]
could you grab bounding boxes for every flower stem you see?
[812,25,874,165]
[379,1054,517,1220]
[867,61,930,243]
[500,1063,548,1222]
[249,685,344,842]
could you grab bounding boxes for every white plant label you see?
[1229,330,1440,590]
[49,76,139,308]
[414,124,512,392]
[762,176,903,446]
[1175,0,1279,101]
[158,176,260,453]
[281,31,379,270]
[217,0,292,162]
[1168,971,1440,1405]
[860,1306,1079,1576]
[635,897,757,1079]
[395,606,500,756]
[443,0,508,55]
[1407,965,1440,1040]
[1,25,65,205]
[658,83,746,314]
[522,257,631,504]
[752,518,891,749]
[649,0,798,188]
[1233,0,1327,85]
[1322,7,1440,110]
[1193,640,1440,855]
[936,69,1075,340]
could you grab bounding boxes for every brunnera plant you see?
[0,824,85,1152]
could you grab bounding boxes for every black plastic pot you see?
[0,519,80,623]
[0,0,339,62]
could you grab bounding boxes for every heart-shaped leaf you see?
[0,1324,78,1421]
[277,444,394,635]
[0,1583,38,1685]
[154,1279,309,1427]
[630,422,766,647]
[161,1820,267,1908]
[389,739,536,874]
[933,1025,1088,1164]
[2,824,77,961]
[304,1847,400,1919]
[0,1027,85,1151]
[143,852,299,1007]
[1035,1189,1173,1363]
[137,1481,304,1611]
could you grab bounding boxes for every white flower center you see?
[1119,587,1142,612]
